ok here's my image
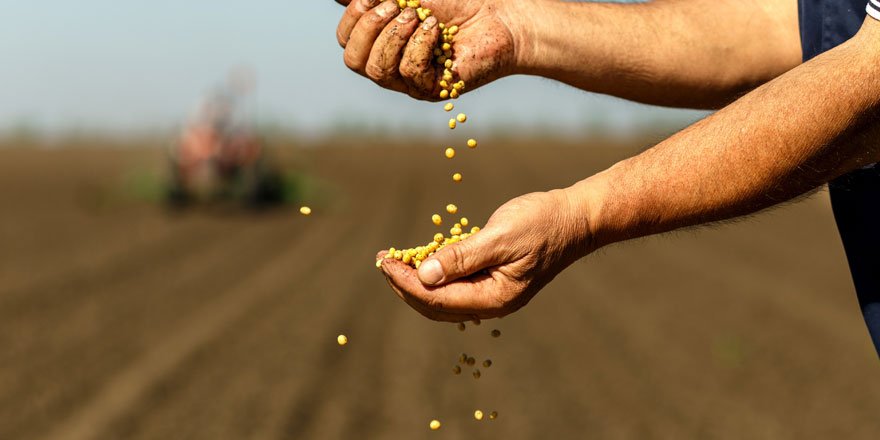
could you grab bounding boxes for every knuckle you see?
[448,245,469,276]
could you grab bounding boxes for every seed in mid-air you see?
[456,113,467,123]
[446,204,458,214]
[489,411,498,420]
[337,334,348,346]
[444,103,454,112]
[445,147,455,159]
[440,89,449,99]
[429,419,441,430]
[448,118,457,129]
[474,410,484,421]
[482,359,492,368]
[459,353,468,364]
[473,369,481,379]
[450,89,459,99]
[452,172,462,182]
[453,365,461,375]
[299,206,312,216]
[457,322,466,331]
[432,214,442,226]
[467,138,477,148]
[460,217,469,227]
[466,356,476,366]
[491,329,501,338]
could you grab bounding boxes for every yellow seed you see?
[473,369,481,379]
[439,89,449,99]
[434,232,444,243]
[453,365,461,375]
[483,359,492,368]
[398,0,406,7]
[454,223,461,229]
[394,250,403,260]
[452,172,462,182]
[402,253,412,264]
[442,42,451,51]
[452,82,463,91]
[432,214,442,226]
[448,119,456,129]
[337,334,348,346]
[460,217,469,227]
[491,329,501,338]
[445,147,455,158]
[466,356,476,366]
[456,113,467,123]
[429,420,441,430]
[417,9,427,20]
[299,206,312,216]
[474,410,484,421]
[439,79,448,89]
[444,102,454,112]
[448,25,459,35]
[457,322,466,331]
[375,259,382,268]
[444,59,453,69]
[450,89,460,99]
[450,227,462,236]
[459,353,468,364]
[438,22,446,30]
[467,138,477,148]
[489,411,498,420]
[446,204,458,214]
[414,260,421,269]
[471,226,481,234]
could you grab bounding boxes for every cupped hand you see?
[377,189,594,321]
[333,0,523,100]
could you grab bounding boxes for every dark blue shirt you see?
[799,0,880,356]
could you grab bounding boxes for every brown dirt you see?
[0,138,878,440]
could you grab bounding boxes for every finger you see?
[365,7,419,90]
[379,258,475,322]
[417,228,505,286]
[382,256,507,317]
[336,0,382,48]
[399,16,440,97]
[343,1,401,74]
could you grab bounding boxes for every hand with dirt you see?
[333,0,528,100]
[377,189,595,321]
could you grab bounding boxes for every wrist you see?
[498,0,558,75]
[560,169,619,255]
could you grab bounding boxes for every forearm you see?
[506,0,800,109]
[568,19,880,251]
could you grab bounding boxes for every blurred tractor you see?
[166,70,286,209]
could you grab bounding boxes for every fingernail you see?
[398,7,416,22]
[421,16,437,30]
[376,0,398,16]
[418,259,444,285]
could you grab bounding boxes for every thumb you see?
[417,230,503,286]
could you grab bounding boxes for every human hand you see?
[333,0,525,100]
[377,189,595,321]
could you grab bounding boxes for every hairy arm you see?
[573,18,880,251]
[509,0,802,109]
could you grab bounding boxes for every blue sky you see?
[0,0,705,135]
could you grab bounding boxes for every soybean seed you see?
[446,204,458,214]
[453,365,461,375]
[299,206,312,216]
[467,138,477,148]
[491,329,501,338]
[448,118,456,129]
[459,353,468,364]
[429,420,441,430]
[474,410,484,421]
[473,369,481,379]
[337,334,348,346]
[489,411,498,420]
[466,356,476,366]
[482,359,492,368]
[457,322,466,331]
[456,113,467,123]
[440,89,449,99]
[432,214,442,226]
[444,103,454,112]
[460,217,469,227]
[445,147,455,158]
[452,172,462,182]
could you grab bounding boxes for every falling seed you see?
[459,353,468,364]
[466,357,476,366]
[457,322,466,331]
[473,369,481,379]
[474,410,484,421]
[482,359,492,368]
[489,411,498,420]
[337,334,348,346]
[472,317,480,326]
[453,365,461,375]
[429,419,441,430]
[299,206,312,216]
[491,329,501,338]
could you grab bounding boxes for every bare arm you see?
[379,17,880,322]
[510,0,802,109]
[334,0,801,107]
[576,17,880,250]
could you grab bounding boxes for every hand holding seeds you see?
[377,190,594,322]
[333,0,518,100]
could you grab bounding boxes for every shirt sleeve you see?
[868,0,880,20]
